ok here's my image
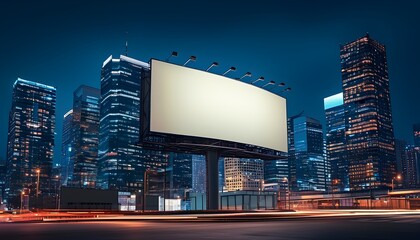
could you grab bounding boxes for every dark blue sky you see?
[1,0,419,163]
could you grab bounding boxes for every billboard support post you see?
[206,150,219,210]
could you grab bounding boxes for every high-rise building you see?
[341,34,396,190]
[394,139,407,176]
[264,159,289,191]
[5,78,56,208]
[98,55,167,193]
[61,109,74,186]
[71,85,100,188]
[170,153,192,198]
[402,145,419,188]
[192,155,206,193]
[324,92,349,191]
[224,158,264,192]
[288,115,326,192]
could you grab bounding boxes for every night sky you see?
[1,0,419,164]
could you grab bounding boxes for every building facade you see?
[324,92,349,191]
[341,34,396,190]
[71,85,100,188]
[98,55,167,193]
[5,78,56,208]
[224,158,264,192]
[288,115,326,192]
[61,109,74,186]
[192,155,206,193]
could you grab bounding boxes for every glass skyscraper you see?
[5,78,56,208]
[288,115,326,192]
[61,109,74,186]
[192,155,206,193]
[98,55,167,193]
[341,34,396,190]
[324,92,349,191]
[71,85,100,188]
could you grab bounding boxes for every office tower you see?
[394,139,407,176]
[61,109,74,186]
[98,55,167,193]
[402,145,419,188]
[5,78,56,208]
[288,114,326,192]
[324,92,349,191]
[264,159,289,191]
[224,158,264,192]
[414,124,420,147]
[71,85,100,188]
[192,155,206,193]
[171,153,192,198]
[341,34,396,190]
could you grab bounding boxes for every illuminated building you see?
[170,153,192,198]
[324,92,349,191]
[192,155,206,193]
[341,34,396,190]
[224,158,264,192]
[98,55,167,193]
[288,114,326,191]
[71,85,100,188]
[0,164,5,203]
[5,78,56,208]
[61,109,74,186]
[402,145,419,188]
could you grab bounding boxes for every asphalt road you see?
[1,214,420,240]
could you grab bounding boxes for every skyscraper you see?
[170,153,192,198]
[98,55,167,193]
[224,158,264,192]
[288,115,326,192]
[402,145,419,188]
[71,85,100,188]
[324,92,349,191]
[341,34,396,190]
[5,78,56,208]
[61,109,74,186]
[192,155,206,193]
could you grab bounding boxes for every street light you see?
[239,72,252,80]
[206,62,218,72]
[251,76,265,84]
[269,82,286,91]
[222,67,236,76]
[166,51,178,62]
[391,174,401,191]
[279,87,291,93]
[20,191,25,214]
[35,168,40,197]
[262,80,275,88]
[183,55,197,66]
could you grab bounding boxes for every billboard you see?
[149,59,287,153]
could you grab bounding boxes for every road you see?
[1,212,420,239]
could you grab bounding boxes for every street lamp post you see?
[20,191,25,214]
[35,169,40,197]
[391,175,401,191]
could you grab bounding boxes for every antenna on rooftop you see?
[125,31,128,56]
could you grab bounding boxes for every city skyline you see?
[1,1,420,164]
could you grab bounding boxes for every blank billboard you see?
[150,59,287,152]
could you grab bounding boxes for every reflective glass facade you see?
[341,35,396,190]
[98,55,167,193]
[288,115,326,191]
[6,78,56,208]
[61,109,74,186]
[71,85,100,188]
[324,93,349,191]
